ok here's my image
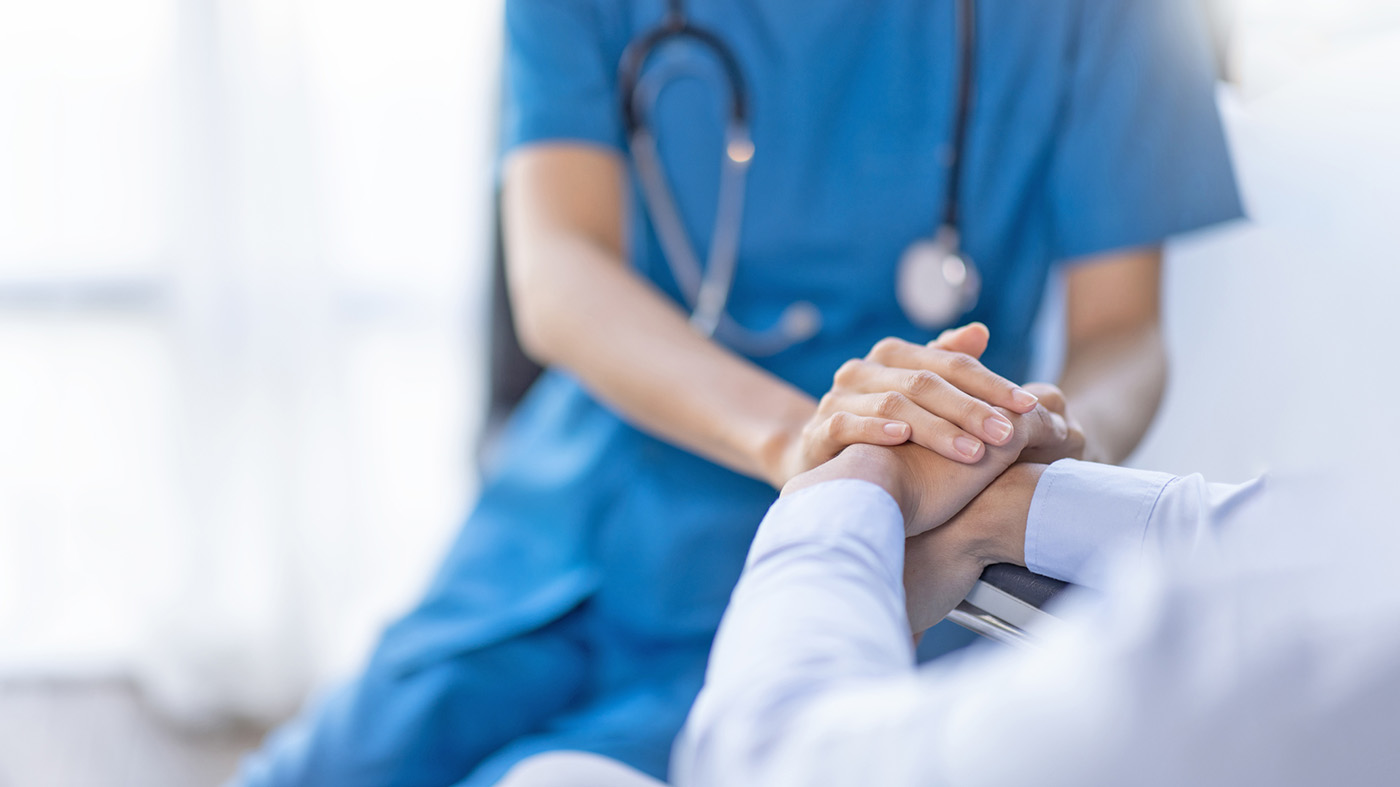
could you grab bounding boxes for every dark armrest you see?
[946,564,1077,648]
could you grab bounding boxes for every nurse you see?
[234,1,1241,785]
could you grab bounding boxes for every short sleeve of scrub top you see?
[502,0,628,152]
[1046,0,1243,261]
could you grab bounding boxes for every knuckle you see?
[903,369,942,397]
[869,337,904,360]
[825,411,853,437]
[959,395,988,424]
[944,352,979,374]
[1028,410,1054,446]
[817,391,840,414]
[875,391,907,419]
[833,358,864,387]
[999,408,1032,447]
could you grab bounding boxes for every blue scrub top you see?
[380,0,1242,671]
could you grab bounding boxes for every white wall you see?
[1132,26,1400,482]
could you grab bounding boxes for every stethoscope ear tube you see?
[623,15,818,356]
[630,127,705,305]
[619,16,749,139]
[689,123,749,337]
[634,122,816,356]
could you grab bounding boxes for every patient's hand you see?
[1015,382,1085,464]
[903,463,1044,633]
[896,401,1064,537]
[784,404,1063,633]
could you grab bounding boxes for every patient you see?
[498,403,1400,786]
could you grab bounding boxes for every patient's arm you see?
[904,458,1267,631]
[673,460,1269,787]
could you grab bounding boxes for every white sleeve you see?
[1024,458,1265,589]
[672,465,1275,787]
[671,479,919,787]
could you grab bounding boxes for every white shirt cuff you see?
[749,479,906,583]
[1024,459,1177,589]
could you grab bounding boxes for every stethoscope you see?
[621,0,980,355]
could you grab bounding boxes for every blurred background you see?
[0,0,1397,784]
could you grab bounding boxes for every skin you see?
[503,144,1163,487]
[785,441,1045,635]
[1058,247,1166,464]
[783,407,1063,540]
[900,463,1043,633]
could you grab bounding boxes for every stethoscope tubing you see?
[627,57,751,338]
[619,3,749,139]
[944,0,975,233]
[624,4,801,352]
[622,0,977,351]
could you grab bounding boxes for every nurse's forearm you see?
[504,146,814,486]
[1056,247,1166,465]
[1058,322,1166,464]
[518,234,814,483]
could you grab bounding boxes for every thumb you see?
[930,321,990,359]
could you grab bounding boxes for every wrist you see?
[781,443,911,514]
[757,398,818,488]
[964,463,1045,567]
[838,444,913,509]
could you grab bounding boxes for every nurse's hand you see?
[774,324,1040,483]
[785,399,1068,539]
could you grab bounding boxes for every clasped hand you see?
[774,323,1082,485]
[783,323,1082,633]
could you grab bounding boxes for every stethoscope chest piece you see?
[623,0,981,347]
[896,226,981,329]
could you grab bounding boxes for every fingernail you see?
[984,415,1013,444]
[954,436,982,458]
[1011,388,1039,409]
[883,422,909,438]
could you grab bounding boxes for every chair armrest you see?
[946,564,1076,648]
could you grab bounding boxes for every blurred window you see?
[0,0,501,721]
